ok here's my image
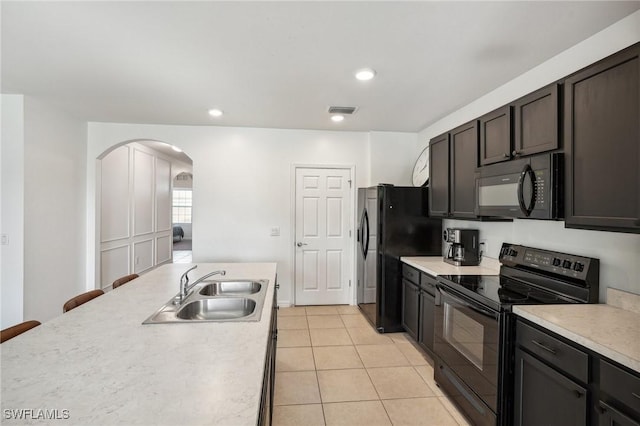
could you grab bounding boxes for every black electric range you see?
[433,243,600,426]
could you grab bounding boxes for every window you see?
[172,189,192,223]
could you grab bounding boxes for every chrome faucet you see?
[176,266,226,304]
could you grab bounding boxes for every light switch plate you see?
[270,227,280,236]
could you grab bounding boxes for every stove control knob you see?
[573,262,584,272]
[552,258,561,267]
[509,249,518,257]
[562,260,572,269]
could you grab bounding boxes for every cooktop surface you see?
[437,274,573,311]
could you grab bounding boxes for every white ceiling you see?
[2,1,639,132]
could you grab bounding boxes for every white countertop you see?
[1,262,278,425]
[514,289,640,374]
[401,256,501,277]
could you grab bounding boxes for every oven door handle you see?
[439,287,499,320]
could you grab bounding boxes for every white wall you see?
[420,12,640,301]
[87,125,373,305]
[1,95,25,328]
[99,142,177,288]
[369,131,416,186]
[22,97,87,322]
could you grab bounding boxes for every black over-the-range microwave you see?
[476,152,562,219]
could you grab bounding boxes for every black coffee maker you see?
[443,228,481,266]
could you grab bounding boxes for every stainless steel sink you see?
[143,279,269,324]
[176,298,256,320]
[199,280,261,296]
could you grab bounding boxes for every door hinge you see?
[349,230,352,237]
[349,280,352,287]
[348,179,352,188]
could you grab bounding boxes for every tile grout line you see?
[277,307,468,425]
[309,322,328,426]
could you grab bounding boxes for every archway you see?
[95,139,193,290]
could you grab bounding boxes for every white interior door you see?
[295,167,352,305]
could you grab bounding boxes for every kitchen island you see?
[1,262,277,425]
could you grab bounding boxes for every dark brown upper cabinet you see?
[429,122,479,219]
[450,120,479,218]
[513,83,560,158]
[479,105,512,166]
[564,43,640,234]
[428,132,450,217]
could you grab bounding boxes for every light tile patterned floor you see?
[273,306,471,426]
[172,250,192,263]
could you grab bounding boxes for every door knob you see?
[296,242,308,247]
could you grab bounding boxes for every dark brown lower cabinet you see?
[417,273,436,355]
[598,401,640,426]
[259,285,278,425]
[401,278,419,340]
[514,347,588,426]
[515,318,640,426]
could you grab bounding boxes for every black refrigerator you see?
[356,185,442,333]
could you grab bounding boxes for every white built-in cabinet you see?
[99,144,173,289]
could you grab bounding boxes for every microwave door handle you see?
[517,164,536,217]
[439,287,499,320]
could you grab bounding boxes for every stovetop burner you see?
[497,288,529,303]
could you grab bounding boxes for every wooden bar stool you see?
[63,289,104,313]
[1,320,41,343]
[112,273,139,289]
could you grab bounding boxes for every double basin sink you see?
[143,279,269,324]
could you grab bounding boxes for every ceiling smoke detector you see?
[328,106,357,115]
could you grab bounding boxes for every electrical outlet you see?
[1,234,8,245]
[270,226,280,237]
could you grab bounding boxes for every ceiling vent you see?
[328,106,357,115]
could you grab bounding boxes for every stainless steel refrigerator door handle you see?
[296,242,308,247]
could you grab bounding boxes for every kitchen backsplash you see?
[443,218,640,302]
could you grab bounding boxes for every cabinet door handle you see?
[512,150,521,156]
[597,403,607,414]
[531,340,557,355]
[573,390,583,398]
[503,153,510,158]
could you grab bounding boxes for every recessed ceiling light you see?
[355,68,376,81]
[208,108,223,117]
[331,115,345,123]
[171,145,182,153]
